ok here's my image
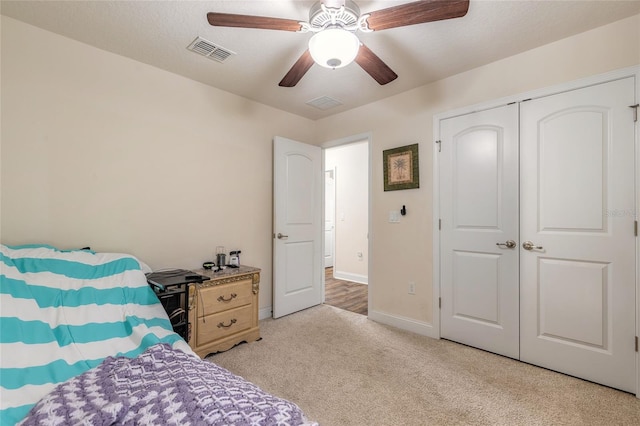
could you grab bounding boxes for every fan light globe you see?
[308,28,360,69]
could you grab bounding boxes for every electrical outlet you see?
[408,281,415,295]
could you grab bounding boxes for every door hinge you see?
[436,140,442,153]
[630,104,639,122]
[439,297,441,309]
[635,221,638,237]
[439,219,441,230]
[636,336,638,352]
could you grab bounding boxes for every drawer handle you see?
[217,293,238,302]
[217,318,237,328]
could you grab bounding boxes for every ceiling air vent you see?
[306,96,343,110]
[187,36,236,63]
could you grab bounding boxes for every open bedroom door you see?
[273,136,323,318]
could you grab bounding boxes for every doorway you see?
[437,76,637,393]
[324,266,368,315]
[323,138,370,316]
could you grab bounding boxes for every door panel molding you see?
[536,257,610,350]
[453,125,504,230]
[537,106,609,232]
[452,250,501,326]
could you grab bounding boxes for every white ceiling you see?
[2,1,639,120]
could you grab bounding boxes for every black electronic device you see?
[146,269,210,341]
[146,269,209,287]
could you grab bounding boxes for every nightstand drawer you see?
[198,279,252,316]
[196,305,252,345]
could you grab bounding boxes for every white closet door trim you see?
[635,68,640,398]
[434,65,640,122]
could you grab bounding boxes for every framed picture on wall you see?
[383,143,419,191]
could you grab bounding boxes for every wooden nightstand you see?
[187,266,260,357]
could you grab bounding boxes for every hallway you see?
[324,267,367,315]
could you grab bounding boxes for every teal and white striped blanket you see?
[0,244,193,425]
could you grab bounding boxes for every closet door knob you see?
[522,241,543,251]
[277,233,288,239]
[496,240,516,249]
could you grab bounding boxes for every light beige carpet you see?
[208,304,640,425]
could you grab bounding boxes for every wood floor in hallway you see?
[324,267,368,316]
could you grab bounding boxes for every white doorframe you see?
[321,132,373,316]
[635,67,640,397]
[324,167,337,270]
[433,65,640,397]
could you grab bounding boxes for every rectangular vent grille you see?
[306,96,343,110]
[187,37,235,63]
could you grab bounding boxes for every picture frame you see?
[383,143,419,191]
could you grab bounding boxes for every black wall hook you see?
[400,205,407,216]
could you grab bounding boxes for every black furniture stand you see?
[146,269,210,340]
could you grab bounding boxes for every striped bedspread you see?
[0,244,193,425]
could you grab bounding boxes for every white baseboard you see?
[333,270,368,285]
[259,307,272,320]
[261,306,438,339]
[368,309,439,339]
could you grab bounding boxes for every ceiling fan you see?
[207,0,470,87]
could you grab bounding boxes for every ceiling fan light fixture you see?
[308,28,360,69]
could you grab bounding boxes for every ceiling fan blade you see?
[365,0,469,31]
[207,12,302,32]
[279,50,315,87]
[355,44,398,86]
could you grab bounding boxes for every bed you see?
[0,244,315,425]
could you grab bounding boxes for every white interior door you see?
[439,104,520,359]
[324,169,335,268]
[273,136,323,319]
[520,78,637,393]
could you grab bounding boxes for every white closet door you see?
[440,104,520,359]
[520,78,636,393]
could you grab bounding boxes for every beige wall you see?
[325,141,369,283]
[0,16,316,314]
[316,14,640,326]
[2,14,639,327]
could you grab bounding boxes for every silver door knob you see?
[496,240,516,249]
[522,241,543,251]
[277,233,288,239]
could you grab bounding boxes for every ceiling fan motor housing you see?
[309,0,361,30]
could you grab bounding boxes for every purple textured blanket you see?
[19,344,313,425]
